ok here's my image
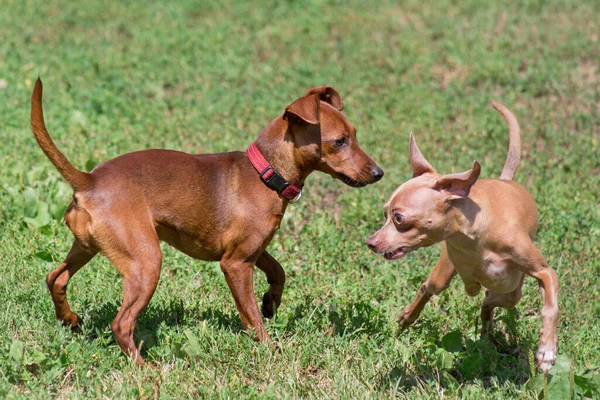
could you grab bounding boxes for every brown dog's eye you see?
[334,137,346,147]
[393,213,403,225]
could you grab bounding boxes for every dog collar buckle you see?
[246,142,303,203]
[260,166,289,193]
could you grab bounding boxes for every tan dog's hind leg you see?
[255,251,286,318]
[399,245,456,327]
[46,241,97,327]
[220,258,269,342]
[480,276,524,335]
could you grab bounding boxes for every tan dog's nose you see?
[366,236,378,251]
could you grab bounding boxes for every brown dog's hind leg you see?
[399,244,456,327]
[98,223,163,367]
[220,258,269,342]
[46,241,97,328]
[480,276,524,335]
[255,251,285,318]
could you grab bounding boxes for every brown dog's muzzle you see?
[338,163,384,187]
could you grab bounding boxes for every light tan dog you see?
[366,101,558,373]
[31,79,383,366]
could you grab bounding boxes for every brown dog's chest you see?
[447,245,524,294]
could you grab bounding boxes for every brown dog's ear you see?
[303,86,344,111]
[410,133,435,177]
[284,94,320,125]
[434,161,481,200]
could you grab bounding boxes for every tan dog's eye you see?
[334,137,346,147]
[393,213,404,225]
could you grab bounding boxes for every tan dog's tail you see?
[31,78,93,191]
[490,100,521,180]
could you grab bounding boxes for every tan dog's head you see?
[367,134,480,259]
[280,86,383,187]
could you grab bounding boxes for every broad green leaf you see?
[9,340,25,364]
[436,348,454,370]
[182,329,202,358]
[551,354,572,375]
[525,373,545,395]
[547,373,571,400]
[441,330,463,353]
[574,371,600,397]
[34,251,53,262]
[23,188,38,218]
[50,203,66,220]
[27,347,47,365]
[24,202,51,228]
[39,225,53,236]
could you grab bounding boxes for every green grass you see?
[1,0,599,398]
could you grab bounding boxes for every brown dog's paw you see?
[61,312,82,331]
[261,292,281,319]
[398,311,416,328]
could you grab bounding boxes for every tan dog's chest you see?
[447,246,524,294]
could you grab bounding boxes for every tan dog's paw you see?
[536,345,557,374]
[261,292,281,319]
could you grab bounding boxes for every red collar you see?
[246,142,302,202]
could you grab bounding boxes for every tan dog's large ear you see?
[303,86,344,111]
[284,94,320,125]
[434,161,481,200]
[410,133,435,177]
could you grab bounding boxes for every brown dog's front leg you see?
[399,244,456,327]
[255,251,286,318]
[220,259,270,342]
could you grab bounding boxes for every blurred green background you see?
[0,0,598,398]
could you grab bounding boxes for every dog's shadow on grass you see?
[381,311,533,393]
[79,298,242,354]
[79,295,387,355]
[281,296,389,338]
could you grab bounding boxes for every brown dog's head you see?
[280,86,383,187]
[367,133,480,260]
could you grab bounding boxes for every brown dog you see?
[31,79,383,365]
[366,101,558,374]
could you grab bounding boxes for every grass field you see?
[1,0,599,398]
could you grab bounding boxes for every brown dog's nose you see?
[371,166,384,182]
[366,236,378,251]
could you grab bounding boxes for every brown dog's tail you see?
[31,78,92,191]
[490,100,521,180]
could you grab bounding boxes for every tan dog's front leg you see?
[220,259,270,342]
[514,242,559,374]
[255,251,285,318]
[531,267,559,374]
[399,245,456,327]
